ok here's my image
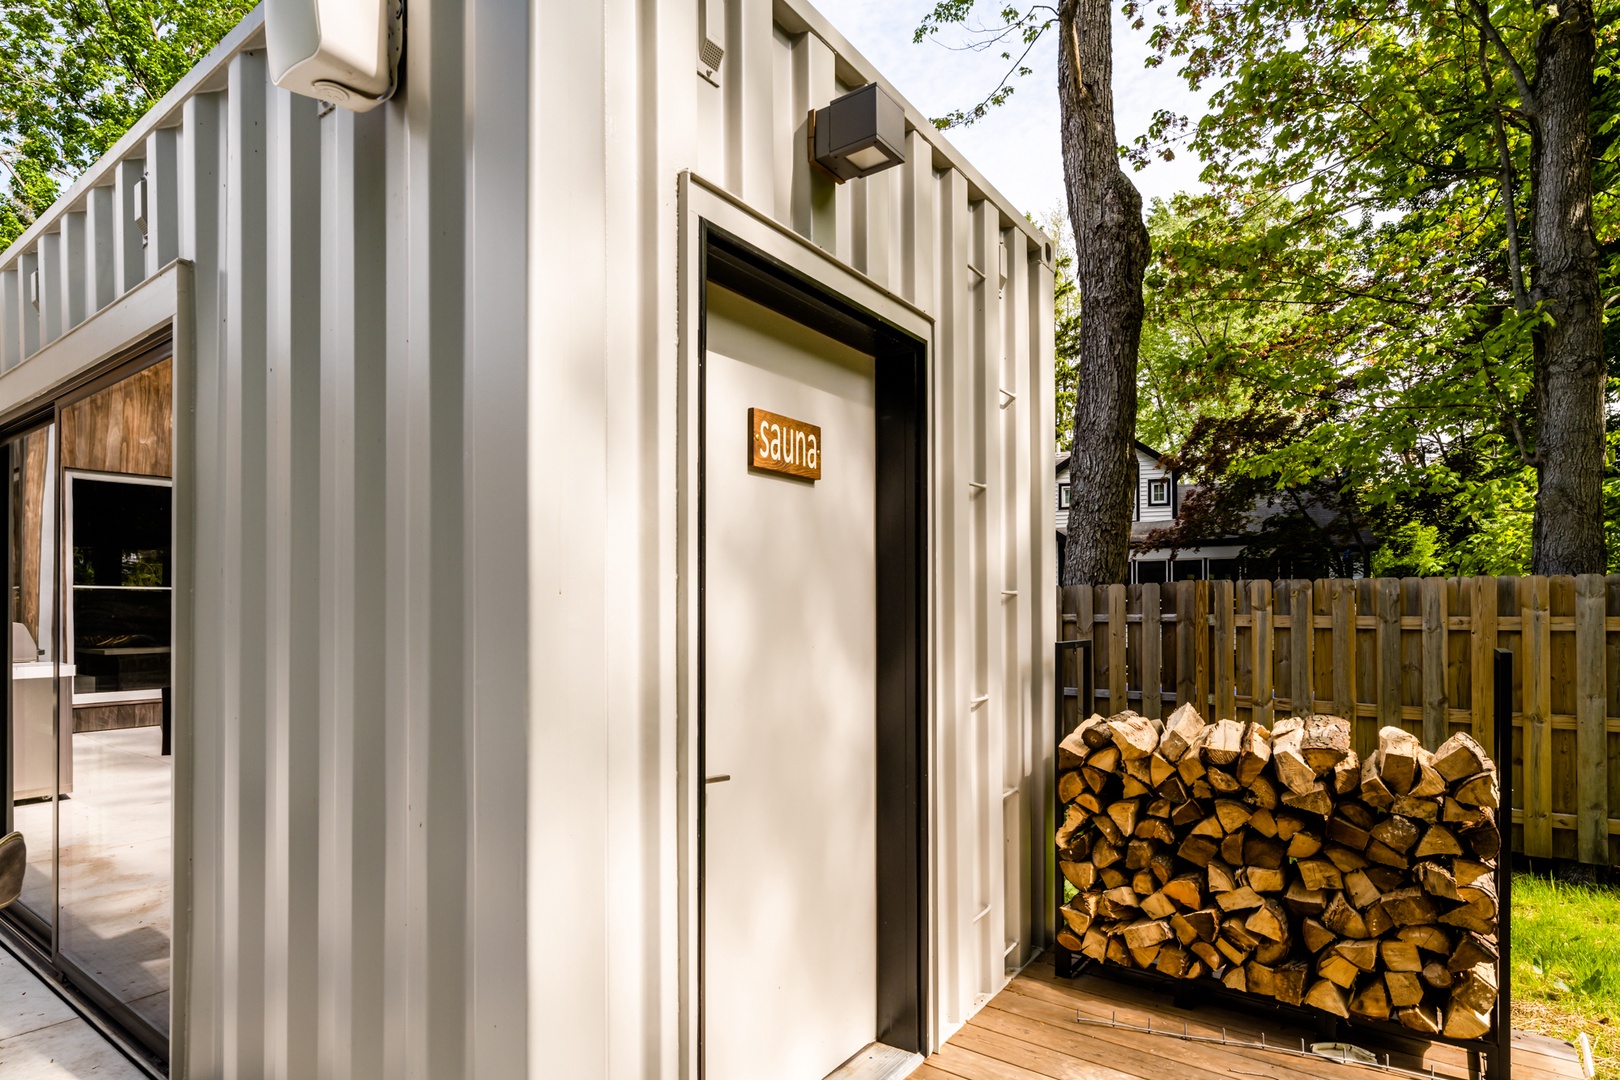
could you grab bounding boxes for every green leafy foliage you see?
[0,0,254,249]
[1124,0,1620,573]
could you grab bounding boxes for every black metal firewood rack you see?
[1052,639,1513,1080]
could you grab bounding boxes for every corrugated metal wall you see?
[0,0,1055,1075]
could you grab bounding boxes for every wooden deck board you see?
[912,959,1587,1080]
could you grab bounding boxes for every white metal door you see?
[703,284,878,1080]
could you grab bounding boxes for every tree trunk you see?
[1058,0,1151,586]
[1529,0,1606,574]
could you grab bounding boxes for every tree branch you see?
[1464,0,1537,114]
[1479,34,1532,313]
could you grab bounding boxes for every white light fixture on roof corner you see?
[267,0,404,112]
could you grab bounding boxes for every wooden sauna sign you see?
[749,407,821,481]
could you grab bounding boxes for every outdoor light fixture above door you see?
[811,84,907,183]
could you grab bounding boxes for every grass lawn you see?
[1512,870,1620,1078]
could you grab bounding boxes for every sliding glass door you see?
[2,350,173,1061]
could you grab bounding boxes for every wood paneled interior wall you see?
[15,427,49,646]
[1058,575,1620,867]
[61,357,173,478]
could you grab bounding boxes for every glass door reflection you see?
[7,422,64,934]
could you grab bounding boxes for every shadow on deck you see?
[912,957,1589,1080]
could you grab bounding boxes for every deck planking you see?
[912,958,1587,1080]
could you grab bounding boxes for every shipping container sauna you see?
[0,1,1056,1076]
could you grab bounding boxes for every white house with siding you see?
[1054,445,1246,582]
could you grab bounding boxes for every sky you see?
[808,2,1208,232]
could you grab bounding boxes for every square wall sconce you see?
[811,83,907,183]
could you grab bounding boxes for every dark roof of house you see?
[1055,442,1170,476]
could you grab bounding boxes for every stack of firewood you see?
[1056,706,1502,1039]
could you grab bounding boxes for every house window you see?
[1148,478,1170,507]
[1058,482,1070,510]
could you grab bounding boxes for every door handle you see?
[705,775,731,784]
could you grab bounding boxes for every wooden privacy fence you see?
[1057,575,1620,867]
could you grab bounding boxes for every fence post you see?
[1421,578,1448,748]
[1213,580,1236,721]
[1376,578,1402,736]
[1251,580,1273,726]
[1107,584,1128,715]
[1142,583,1162,719]
[1470,577,1499,752]
[1576,574,1608,864]
[1523,576,1553,858]
[1290,579,1313,716]
[1331,580,1361,754]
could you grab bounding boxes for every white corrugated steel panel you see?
[0,0,1056,1076]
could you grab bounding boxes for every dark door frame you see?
[696,220,930,1068]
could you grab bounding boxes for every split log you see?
[1243,834,1288,870]
[1327,817,1371,851]
[1421,962,1454,991]
[1399,925,1454,955]
[1442,1003,1492,1039]
[1247,866,1289,893]
[1377,726,1422,795]
[1296,859,1343,892]
[1399,1005,1442,1035]
[1286,830,1323,860]
[1202,720,1244,766]
[1280,781,1334,817]
[1122,918,1174,949]
[1282,881,1327,917]
[1207,859,1239,894]
[1416,862,1461,901]
[1390,795,1440,823]
[1317,952,1361,989]
[1214,799,1253,833]
[1453,771,1500,809]
[1305,979,1350,1017]
[1333,939,1379,971]
[1379,940,1423,972]
[1432,731,1489,783]
[1237,722,1272,786]
[1331,751,1361,797]
[1059,860,1097,891]
[1448,932,1498,973]
[1159,703,1206,762]
[1215,886,1265,913]
[1059,715,1106,767]
[1301,716,1352,775]
[1370,815,1422,854]
[1360,755,1395,809]
[1270,718,1315,795]
[1321,893,1369,939]
[1219,832,1247,867]
[1110,715,1161,760]
[1273,962,1309,1006]
[1301,918,1337,954]
[1162,874,1204,910]
[1387,970,1427,1006]
[1343,870,1382,910]
[1206,768,1242,795]
[1140,891,1178,919]
[1058,771,1085,803]
[1409,760,1447,799]
[1379,888,1440,928]
[1349,979,1391,1020]
[1107,800,1141,839]
[1245,899,1290,942]
[1414,825,1463,858]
